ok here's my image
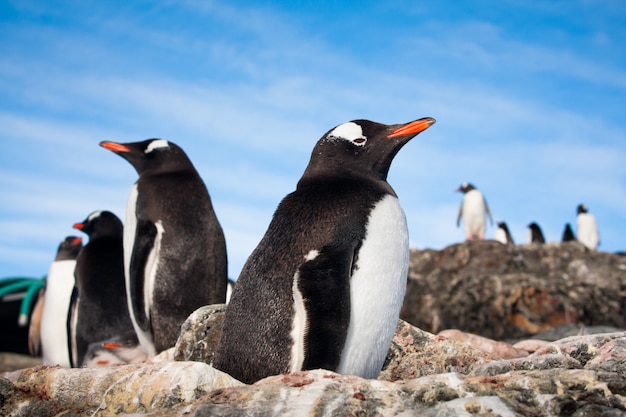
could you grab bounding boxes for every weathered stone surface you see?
[3,328,626,416]
[173,303,226,363]
[1,361,242,416]
[402,240,626,340]
[380,320,494,382]
[438,329,529,358]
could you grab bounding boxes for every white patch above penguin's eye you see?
[87,211,102,222]
[327,122,367,146]
[145,139,170,154]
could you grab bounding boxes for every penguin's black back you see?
[135,167,228,351]
[562,223,576,242]
[529,222,546,244]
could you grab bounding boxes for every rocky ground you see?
[402,240,626,340]
[2,240,626,416]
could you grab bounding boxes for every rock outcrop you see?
[401,240,626,340]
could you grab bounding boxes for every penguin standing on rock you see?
[100,139,228,357]
[561,223,576,242]
[31,236,82,367]
[494,221,514,245]
[456,182,493,241]
[576,204,600,250]
[214,117,436,384]
[527,222,546,244]
[70,210,135,367]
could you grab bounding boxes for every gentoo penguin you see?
[456,183,493,241]
[494,221,514,245]
[70,210,135,367]
[32,236,82,366]
[561,223,576,242]
[100,139,228,357]
[82,332,148,367]
[527,222,545,244]
[213,117,436,384]
[576,204,600,250]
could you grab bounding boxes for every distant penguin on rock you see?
[576,204,600,250]
[456,182,493,241]
[33,236,82,367]
[214,117,436,384]
[527,222,545,244]
[561,223,576,242]
[70,210,135,367]
[494,221,514,245]
[100,139,228,357]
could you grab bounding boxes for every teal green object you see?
[0,277,46,326]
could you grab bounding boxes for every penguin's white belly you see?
[462,191,486,235]
[40,259,76,367]
[337,194,409,379]
[494,228,507,244]
[577,214,599,250]
[124,184,158,357]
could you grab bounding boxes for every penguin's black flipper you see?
[67,286,78,367]
[296,241,356,371]
[456,203,463,227]
[129,220,157,333]
[484,197,494,226]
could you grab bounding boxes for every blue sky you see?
[1,1,625,280]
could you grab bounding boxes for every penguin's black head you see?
[577,204,588,215]
[301,117,435,182]
[73,210,123,239]
[55,236,83,261]
[456,182,476,193]
[99,139,193,176]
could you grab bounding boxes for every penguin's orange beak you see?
[100,141,130,153]
[388,117,436,138]
[72,223,84,230]
[103,343,122,350]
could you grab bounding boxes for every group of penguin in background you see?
[27,116,438,385]
[455,182,600,250]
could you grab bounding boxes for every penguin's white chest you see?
[124,184,161,357]
[337,194,409,378]
[494,228,507,244]
[577,213,599,250]
[462,190,486,234]
[40,259,76,367]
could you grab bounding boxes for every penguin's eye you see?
[353,138,366,145]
